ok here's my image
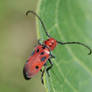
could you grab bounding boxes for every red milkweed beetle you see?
[23,10,92,84]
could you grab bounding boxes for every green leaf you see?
[36,0,92,92]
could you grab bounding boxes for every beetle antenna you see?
[26,10,50,38]
[25,10,92,55]
[57,41,92,55]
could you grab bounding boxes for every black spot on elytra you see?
[41,56,46,62]
[40,52,44,55]
[35,66,39,69]
[37,49,39,53]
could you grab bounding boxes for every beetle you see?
[23,10,92,84]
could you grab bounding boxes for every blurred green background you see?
[0,0,45,92]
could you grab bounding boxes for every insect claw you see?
[41,79,44,85]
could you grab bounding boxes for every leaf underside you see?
[36,0,92,92]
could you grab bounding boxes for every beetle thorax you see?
[44,38,57,51]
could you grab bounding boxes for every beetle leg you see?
[49,49,55,58]
[41,59,53,84]
[46,59,53,77]
[50,54,55,58]
[40,69,42,72]
[41,66,46,85]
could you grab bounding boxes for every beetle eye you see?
[35,66,39,69]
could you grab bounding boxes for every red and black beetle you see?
[23,11,92,84]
